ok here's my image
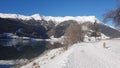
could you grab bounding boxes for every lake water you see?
[0,39,62,60]
[0,39,63,68]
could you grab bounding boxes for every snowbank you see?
[20,39,120,68]
[20,48,64,68]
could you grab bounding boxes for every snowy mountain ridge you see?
[0,13,99,25]
[0,13,32,20]
[42,16,98,23]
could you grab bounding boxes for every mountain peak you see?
[31,13,42,20]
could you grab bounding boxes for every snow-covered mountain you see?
[0,13,120,38]
[0,13,98,25]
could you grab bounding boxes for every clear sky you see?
[0,0,117,22]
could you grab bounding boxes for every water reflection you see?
[0,39,48,60]
[0,39,62,60]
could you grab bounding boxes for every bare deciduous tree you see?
[63,23,85,49]
[103,1,120,28]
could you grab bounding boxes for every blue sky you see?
[0,0,117,23]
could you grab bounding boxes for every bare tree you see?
[103,1,120,28]
[63,23,85,49]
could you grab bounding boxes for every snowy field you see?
[20,39,120,68]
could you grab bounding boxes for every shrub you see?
[63,23,85,49]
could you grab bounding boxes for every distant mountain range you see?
[0,13,120,39]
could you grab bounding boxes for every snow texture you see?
[21,39,120,68]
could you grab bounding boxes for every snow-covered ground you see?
[20,48,64,68]
[20,39,120,68]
